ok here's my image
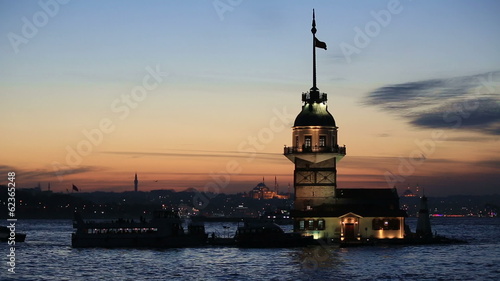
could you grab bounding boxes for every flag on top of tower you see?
[314,37,327,50]
[311,9,327,50]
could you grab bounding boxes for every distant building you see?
[403,186,417,197]
[248,181,290,200]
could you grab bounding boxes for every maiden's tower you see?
[284,10,407,242]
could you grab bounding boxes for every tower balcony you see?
[284,145,346,155]
[284,145,346,163]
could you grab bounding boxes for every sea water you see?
[2,218,499,280]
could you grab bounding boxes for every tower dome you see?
[294,101,336,127]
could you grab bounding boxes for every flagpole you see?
[312,9,317,91]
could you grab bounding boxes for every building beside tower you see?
[284,11,407,242]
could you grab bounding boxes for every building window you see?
[317,219,325,230]
[304,136,312,148]
[319,135,326,147]
[295,136,299,147]
[308,220,315,230]
[372,218,400,230]
[297,219,325,231]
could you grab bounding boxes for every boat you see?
[71,210,207,248]
[234,221,315,248]
[0,225,26,243]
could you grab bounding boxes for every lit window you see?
[308,220,315,230]
[304,136,312,148]
[319,136,326,147]
[372,218,400,230]
[318,219,325,230]
[299,220,305,230]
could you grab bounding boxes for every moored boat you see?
[0,225,26,243]
[234,221,314,247]
[71,210,207,248]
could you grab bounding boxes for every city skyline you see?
[1,1,499,196]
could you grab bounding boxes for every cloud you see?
[475,159,500,169]
[101,149,285,162]
[364,71,500,135]
[409,97,500,130]
[336,156,500,195]
[0,165,99,189]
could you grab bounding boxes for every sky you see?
[1,0,499,196]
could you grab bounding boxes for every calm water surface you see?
[2,218,499,280]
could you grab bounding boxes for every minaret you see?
[284,10,346,238]
[134,173,138,192]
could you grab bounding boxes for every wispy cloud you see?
[0,165,99,187]
[337,156,500,195]
[364,71,500,135]
[101,149,285,162]
[474,159,500,169]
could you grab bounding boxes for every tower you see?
[134,173,138,192]
[416,194,432,238]
[284,10,346,238]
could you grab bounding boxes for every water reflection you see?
[295,245,342,271]
[10,219,500,281]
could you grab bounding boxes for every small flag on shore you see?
[72,184,79,192]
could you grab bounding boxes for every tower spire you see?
[311,9,327,92]
[312,9,317,91]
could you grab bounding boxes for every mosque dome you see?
[253,182,269,192]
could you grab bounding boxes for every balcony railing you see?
[284,145,346,155]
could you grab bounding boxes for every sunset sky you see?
[1,0,499,196]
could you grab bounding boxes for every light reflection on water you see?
[5,218,500,280]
